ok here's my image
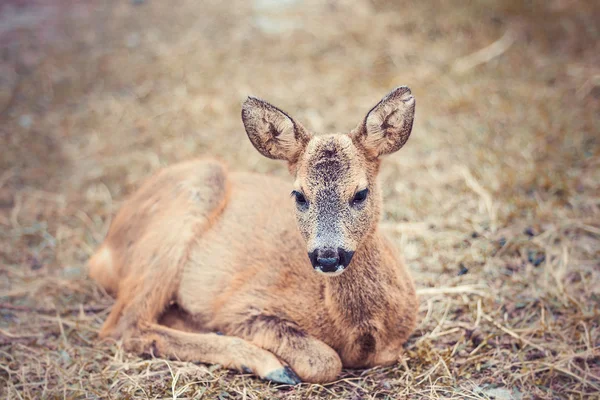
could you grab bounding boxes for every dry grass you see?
[1,0,599,398]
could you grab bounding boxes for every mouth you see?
[314,264,346,276]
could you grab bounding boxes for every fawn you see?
[89,86,418,384]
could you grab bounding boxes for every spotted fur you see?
[88,86,419,384]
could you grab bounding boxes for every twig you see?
[0,329,43,346]
[428,302,451,338]
[416,285,490,298]
[525,364,600,392]
[576,74,600,100]
[0,329,43,339]
[37,315,98,333]
[474,298,482,328]
[0,302,110,315]
[56,312,69,348]
[460,167,497,233]
[452,28,517,74]
[429,327,461,339]
[482,313,548,354]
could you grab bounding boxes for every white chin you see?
[314,265,346,277]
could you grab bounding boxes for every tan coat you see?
[89,86,419,384]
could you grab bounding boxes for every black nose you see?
[309,248,355,273]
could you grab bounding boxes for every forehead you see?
[298,135,364,188]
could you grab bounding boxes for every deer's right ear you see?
[242,97,311,162]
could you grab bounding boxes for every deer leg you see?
[98,270,175,341]
[97,267,301,384]
[232,314,343,383]
[123,322,301,385]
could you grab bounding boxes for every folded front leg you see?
[120,322,301,385]
[231,314,342,383]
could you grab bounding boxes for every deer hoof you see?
[265,366,302,385]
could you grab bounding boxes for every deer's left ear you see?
[351,86,416,158]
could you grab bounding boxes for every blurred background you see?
[0,0,598,398]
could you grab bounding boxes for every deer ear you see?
[352,86,416,158]
[242,97,311,162]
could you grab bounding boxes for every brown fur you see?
[88,86,419,384]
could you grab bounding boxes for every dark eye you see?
[352,188,369,206]
[292,190,307,206]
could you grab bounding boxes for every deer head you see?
[242,86,415,275]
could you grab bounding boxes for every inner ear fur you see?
[242,97,311,162]
[351,86,416,159]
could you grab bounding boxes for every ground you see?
[0,0,599,399]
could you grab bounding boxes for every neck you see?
[324,230,392,323]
